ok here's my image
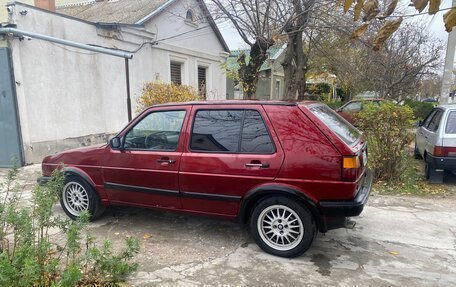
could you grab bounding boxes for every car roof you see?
[438,104,456,110]
[151,100,318,108]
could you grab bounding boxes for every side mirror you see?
[110,137,122,150]
[418,120,423,127]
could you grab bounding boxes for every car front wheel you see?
[250,196,316,258]
[61,175,105,220]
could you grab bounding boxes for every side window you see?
[190,109,275,153]
[427,110,443,132]
[423,109,437,128]
[124,110,186,151]
[241,110,274,153]
[190,110,243,152]
[445,111,456,134]
[342,102,362,112]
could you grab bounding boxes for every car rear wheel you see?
[61,175,105,221]
[425,160,444,184]
[250,196,316,258]
[414,142,422,159]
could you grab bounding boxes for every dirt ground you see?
[1,164,456,287]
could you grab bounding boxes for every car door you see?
[417,109,437,155]
[101,106,190,209]
[424,109,444,155]
[178,105,284,216]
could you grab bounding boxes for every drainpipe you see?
[0,27,134,121]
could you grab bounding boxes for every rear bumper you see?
[426,154,456,170]
[319,169,373,217]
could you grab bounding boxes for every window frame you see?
[197,66,207,98]
[122,109,187,152]
[188,108,277,155]
[170,61,183,85]
[341,101,363,112]
[422,109,437,129]
[424,108,443,132]
[445,110,456,134]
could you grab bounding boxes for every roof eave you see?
[9,2,145,28]
[135,0,177,25]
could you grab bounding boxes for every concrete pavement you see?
[1,164,455,286]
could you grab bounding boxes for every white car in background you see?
[415,105,456,183]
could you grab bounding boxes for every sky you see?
[217,0,455,50]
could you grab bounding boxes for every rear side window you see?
[446,111,456,134]
[309,105,360,146]
[422,109,437,128]
[190,109,274,153]
[426,109,443,132]
[241,110,275,153]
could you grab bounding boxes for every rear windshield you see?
[309,104,361,146]
[445,111,456,134]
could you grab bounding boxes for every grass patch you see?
[373,156,446,196]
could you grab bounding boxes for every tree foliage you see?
[309,16,443,100]
[342,0,456,48]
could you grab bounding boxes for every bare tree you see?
[210,0,280,99]
[279,0,317,100]
[309,19,443,100]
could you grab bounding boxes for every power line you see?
[379,6,456,19]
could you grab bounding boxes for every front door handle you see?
[157,158,176,164]
[245,161,269,168]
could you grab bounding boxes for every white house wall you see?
[7,2,227,164]
[143,0,227,99]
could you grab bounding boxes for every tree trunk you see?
[282,31,308,100]
[238,40,270,99]
[281,0,311,100]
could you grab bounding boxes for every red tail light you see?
[434,146,456,157]
[342,156,360,181]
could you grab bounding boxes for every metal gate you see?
[0,47,23,167]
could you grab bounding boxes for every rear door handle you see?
[245,161,269,168]
[157,158,176,164]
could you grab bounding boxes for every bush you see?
[357,102,415,183]
[0,165,139,286]
[137,81,202,112]
[404,99,434,120]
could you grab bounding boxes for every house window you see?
[186,9,195,21]
[198,66,207,98]
[170,62,182,85]
[275,80,280,99]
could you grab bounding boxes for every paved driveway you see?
[1,165,456,286]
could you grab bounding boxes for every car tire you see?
[425,160,444,184]
[60,175,105,221]
[249,196,316,258]
[414,142,422,159]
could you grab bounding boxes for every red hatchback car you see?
[41,101,372,258]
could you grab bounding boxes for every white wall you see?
[8,1,227,163]
[142,0,227,100]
